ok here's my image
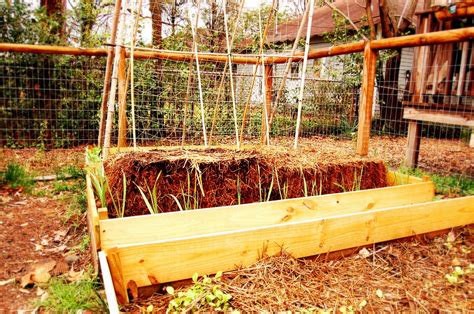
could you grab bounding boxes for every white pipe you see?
[223,0,241,149]
[188,0,208,147]
[294,0,315,149]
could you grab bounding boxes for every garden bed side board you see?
[84,148,474,307]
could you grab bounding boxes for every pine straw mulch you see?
[124,227,474,313]
[148,135,473,178]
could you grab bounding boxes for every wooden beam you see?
[386,171,424,185]
[405,120,422,168]
[98,207,109,220]
[117,47,127,148]
[0,43,109,57]
[356,43,377,156]
[98,0,122,147]
[98,252,120,314]
[106,248,129,304]
[100,182,435,251]
[115,196,474,289]
[370,27,474,50]
[1,27,473,65]
[85,171,100,271]
[403,107,474,127]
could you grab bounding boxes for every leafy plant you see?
[88,165,108,208]
[38,275,105,312]
[445,265,473,285]
[109,171,127,218]
[0,162,35,192]
[275,169,289,200]
[396,166,474,196]
[135,172,162,214]
[166,272,232,312]
[86,147,102,163]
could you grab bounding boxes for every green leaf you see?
[358,300,367,309]
[166,286,175,295]
[192,273,199,283]
[146,304,154,313]
[215,271,223,280]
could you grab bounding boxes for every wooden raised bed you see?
[85,148,474,309]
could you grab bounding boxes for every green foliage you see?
[166,272,232,312]
[89,165,108,208]
[38,276,105,312]
[57,165,85,180]
[397,166,474,196]
[0,2,64,45]
[445,265,473,285]
[0,163,35,192]
[109,171,128,218]
[135,172,162,214]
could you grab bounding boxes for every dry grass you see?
[125,227,473,313]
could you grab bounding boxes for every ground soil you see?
[105,147,387,217]
[0,147,90,312]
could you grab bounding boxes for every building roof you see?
[267,0,423,44]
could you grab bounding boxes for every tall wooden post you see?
[405,120,422,167]
[356,42,377,156]
[98,0,122,147]
[261,64,273,144]
[117,47,127,148]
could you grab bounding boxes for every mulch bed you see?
[124,226,474,312]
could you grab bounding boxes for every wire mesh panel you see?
[0,52,106,148]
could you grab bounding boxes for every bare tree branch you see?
[323,0,368,41]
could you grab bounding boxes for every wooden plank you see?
[116,196,474,288]
[98,251,120,314]
[100,182,435,251]
[404,107,474,127]
[386,171,424,185]
[86,171,100,272]
[117,47,127,148]
[106,248,129,304]
[98,207,109,220]
[356,43,377,156]
[1,28,473,65]
[369,27,474,50]
[405,120,422,168]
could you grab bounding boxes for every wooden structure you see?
[84,148,474,309]
[2,27,474,157]
[405,1,474,167]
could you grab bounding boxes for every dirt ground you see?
[0,147,90,312]
[0,136,472,312]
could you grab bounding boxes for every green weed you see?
[38,276,105,312]
[71,235,91,253]
[397,166,474,196]
[0,162,35,192]
[135,172,162,214]
[166,272,232,312]
[56,165,85,180]
[110,171,128,217]
[88,165,108,208]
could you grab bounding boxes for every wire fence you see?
[0,41,472,187]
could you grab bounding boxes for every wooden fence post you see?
[356,42,377,156]
[117,47,127,148]
[405,120,422,167]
